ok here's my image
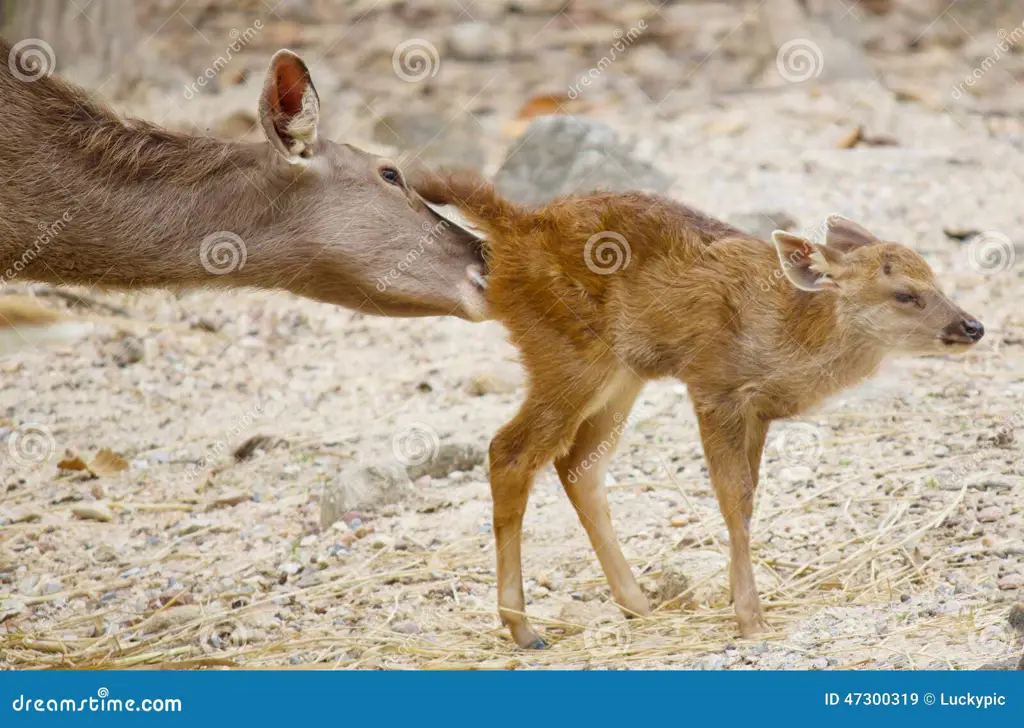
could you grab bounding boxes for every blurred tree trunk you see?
[1,0,142,92]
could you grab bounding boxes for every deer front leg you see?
[694,404,769,637]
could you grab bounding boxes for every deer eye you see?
[380,166,403,186]
[894,291,918,305]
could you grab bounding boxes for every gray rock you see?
[724,211,799,240]
[406,442,487,481]
[372,113,485,170]
[392,620,421,635]
[493,116,671,206]
[319,464,411,530]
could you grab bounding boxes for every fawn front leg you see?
[694,404,769,637]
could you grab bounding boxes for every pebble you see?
[37,579,62,596]
[279,562,303,576]
[670,515,688,528]
[210,491,251,508]
[997,573,1023,591]
[391,620,421,635]
[978,506,1004,523]
[72,501,114,522]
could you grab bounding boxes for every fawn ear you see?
[259,49,320,162]
[825,215,878,253]
[772,231,846,292]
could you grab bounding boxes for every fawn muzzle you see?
[942,317,985,345]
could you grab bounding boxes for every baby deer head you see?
[257,51,487,320]
[772,216,983,354]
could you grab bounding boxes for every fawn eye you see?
[380,166,403,186]
[894,291,917,305]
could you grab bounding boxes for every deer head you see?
[772,216,983,354]
[256,50,488,320]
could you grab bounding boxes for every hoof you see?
[525,637,547,650]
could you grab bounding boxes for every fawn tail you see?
[0,296,89,355]
[414,169,527,241]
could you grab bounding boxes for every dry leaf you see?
[57,455,90,472]
[89,448,129,476]
[834,126,862,149]
[516,93,571,120]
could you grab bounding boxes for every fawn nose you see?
[960,318,984,342]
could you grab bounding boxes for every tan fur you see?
[0,38,486,321]
[414,170,984,647]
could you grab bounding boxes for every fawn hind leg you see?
[553,374,649,619]
[489,373,611,649]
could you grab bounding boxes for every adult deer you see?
[0,38,487,325]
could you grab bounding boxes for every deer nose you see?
[960,318,984,342]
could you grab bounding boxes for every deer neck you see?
[0,64,303,293]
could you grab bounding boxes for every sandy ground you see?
[2,14,1024,668]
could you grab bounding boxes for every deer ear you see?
[825,215,878,253]
[772,231,846,292]
[259,49,320,162]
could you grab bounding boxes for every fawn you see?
[414,169,984,648]
[0,38,486,320]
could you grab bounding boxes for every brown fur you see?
[414,169,983,647]
[0,38,487,321]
